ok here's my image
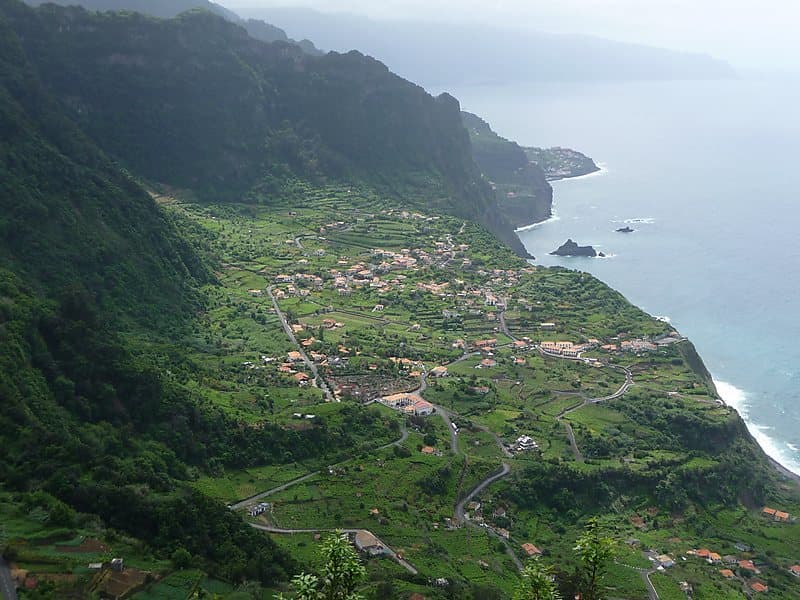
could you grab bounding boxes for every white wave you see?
[624,217,655,224]
[654,315,672,323]
[714,379,800,476]
[789,443,799,452]
[515,213,560,232]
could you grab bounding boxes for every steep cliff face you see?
[462,111,554,230]
[7,2,528,254]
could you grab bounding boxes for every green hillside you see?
[0,1,798,599]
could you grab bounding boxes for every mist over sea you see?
[447,78,800,475]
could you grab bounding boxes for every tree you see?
[513,558,561,600]
[573,518,615,600]
[172,547,193,569]
[275,532,366,600]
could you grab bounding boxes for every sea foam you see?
[715,379,800,476]
[515,213,560,232]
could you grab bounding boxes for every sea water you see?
[446,78,800,475]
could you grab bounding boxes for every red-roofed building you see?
[739,560,759,573]
[789,565,800,577]
[521,543,542,557]
[750,582,769,593]
[719,569,735,579]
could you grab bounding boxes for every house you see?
[789,565,800,577]
[478,358,497,368]
[775,511,790,522]
[110,558,124,572]
[353,531,386,556]
[719,569,735,579]
[420,446,436,455]
[521,543,542,557]
[88,563,103,571]
[408,399,434,416]
[430,366,449,378]
[493,507,507,518]
[657,555,675,568]
[287,351,304,362]
[709,552,722,563]
[497,528,510,539]
[540,322,557,330]
[248,289,263,297]
[293,373,310,385]
[738,559,759,573]
[515,435,539,452]
[735,542,752,552]
[750,582,769,593]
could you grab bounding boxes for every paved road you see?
[563,422,584,462]
[454,463,511,524]
[642,570,660,600]
[230,425,408,511]
[453,463,522,571]
[415,355,479,455]
[268,285,335,402]
[497,310,516,342]
[542,348,634,462]
[250,525,418,575]
[0,557,17,600]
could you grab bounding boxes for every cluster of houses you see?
[762,506,792,522]
[381,393,435,416]
[248,502,270,518]
[681,542,800,594]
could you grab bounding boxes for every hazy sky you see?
[227,0,799,70]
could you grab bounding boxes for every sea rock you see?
[550,239,597,257]
[616,226,635,233]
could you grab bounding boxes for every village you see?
[9,197,790,600]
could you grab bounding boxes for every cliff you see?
[462,111,554,230]
[7,2,528,256]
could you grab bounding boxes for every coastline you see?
[715,378,800,478]
[515,158,800,482]
[513,164,607,234]
[547,162,607,183]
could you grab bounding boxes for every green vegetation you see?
[0,1,798,598]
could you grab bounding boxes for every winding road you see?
[0,557,16,600]
[253,284,639,578]
[230,424,409,511]
[453,463,521,571]
[541,348,634,462]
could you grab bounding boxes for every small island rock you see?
[550,239,598,257]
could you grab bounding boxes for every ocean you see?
[445,78,800,475]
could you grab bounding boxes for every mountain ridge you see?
[234,6,736,87]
